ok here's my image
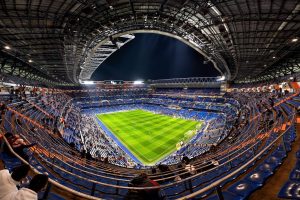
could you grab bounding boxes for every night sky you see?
[91,33,220,81]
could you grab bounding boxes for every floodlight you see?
[133,80,144,85]
[217,76,225,81]
[2,82,18,86]
[80,80,95,85]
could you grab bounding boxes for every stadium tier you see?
[0,84,299,200]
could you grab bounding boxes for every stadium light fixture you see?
[133,80,144,85]
[2,82,18,86]
[292,38,298,42]
[133,80,143,84]
[28,59,33,63]
[217,76,225,81]
[80,80,95,85]
[4,45,11,50]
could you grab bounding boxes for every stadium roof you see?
[0,0,299,85]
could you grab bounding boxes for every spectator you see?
[151,168,157,174]
[125,173,164,200]
[174,164,183,181]
[4,133,36,161]
[0,103,7,124]
[183,159,196,176]
[14,174,49,200]
[157,164,170,172]
[0,164,30,200]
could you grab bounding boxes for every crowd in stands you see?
[79,114,135,167]
[40,93,71,117]
[62,91,236,167]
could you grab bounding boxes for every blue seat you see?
[245,170,272,185]
[257,162,277,173]
[295,161,300,170]
[1,153,22,169]
[192,172,220,187]
[193,173,212,187]
[218,169,247,188]
[283,143,292,152]
[190,187,214,199]
[96,184,118,194]
[95,193,124,200]
[265,155,282,166]
[278,181,300,199]
[39,192,64,200]
[206,191,244,200]
[272,150,287,160]
[100,178,118,185]
[289,169,300,182]
[164,183,186,196]
[228,180,261,198]
[216,164,231,174]
[296,150,300,159]
[231,157,245,168]
[220,175,238,187]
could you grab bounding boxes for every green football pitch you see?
[96,109,202,165]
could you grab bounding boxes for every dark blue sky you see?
[91,33,220,81]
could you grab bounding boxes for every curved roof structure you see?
[0,0,299,84]
[79,34,135,81]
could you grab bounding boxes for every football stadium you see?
[0,0,300,200]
